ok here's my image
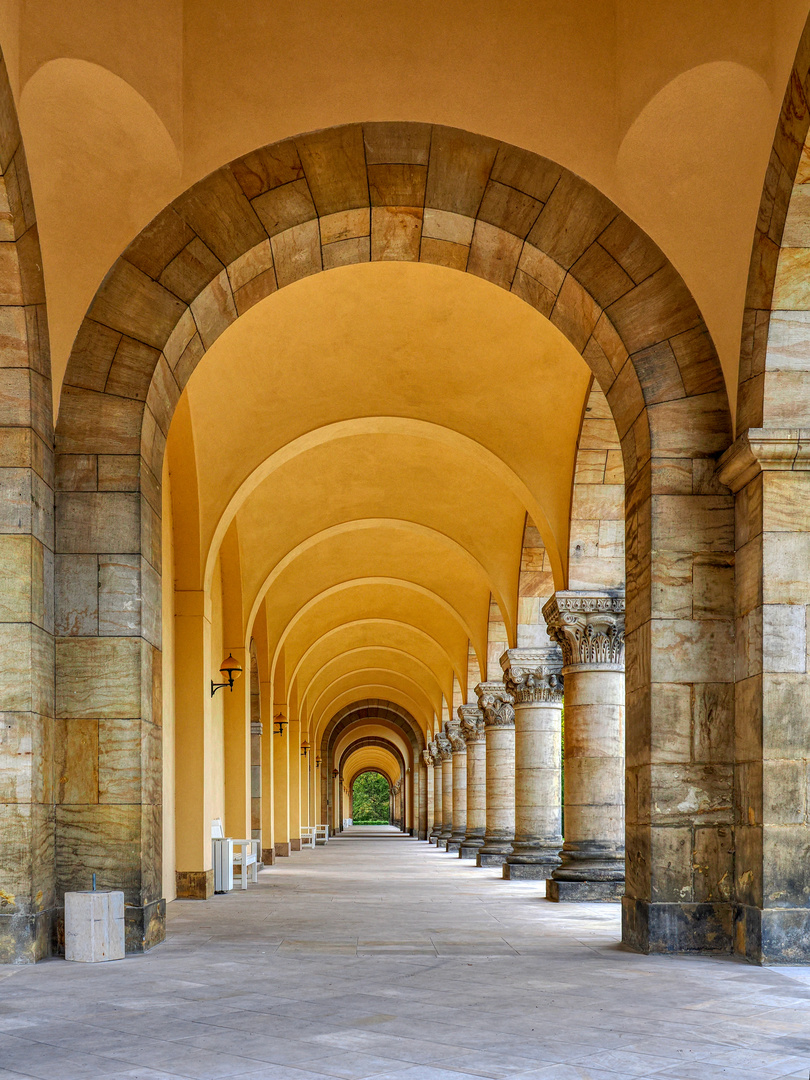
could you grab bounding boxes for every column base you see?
[622,897,733,954]
[428,836,438,844]
[437,838,449,850]
[446,839,462,852]
[459,841,483,860]
[274,842,291,857]
[503,863,553,881]
[735,904,810,964]
[417,830,427,840]
[290,838,302,852]
[477,851,509,867]
[175,869,214,900]
[547,879,623,902]
[261,848,276,866]
[0,908,55,964]
[124,899,166,954]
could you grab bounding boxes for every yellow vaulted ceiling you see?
[171,260,592,736]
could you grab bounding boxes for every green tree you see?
[352,771,391,823]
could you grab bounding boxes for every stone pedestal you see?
[436,732,453,848]
[475,682,515,867]
[544,591,625,901]
[65,891,125,963]
[458,704,486,859]
[428,741,443,843]
[501,648,564,881]
[445,719,467,853]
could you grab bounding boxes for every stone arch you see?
[53,122,736,957]
[339,735,407,780]
[718,10,810,964]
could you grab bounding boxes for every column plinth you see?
[436,733,453,848]
[475,682,515,867]
[501,647,564,881]
[543,590,625,902]
[458,704,486,859]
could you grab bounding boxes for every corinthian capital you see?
[542,589,625,670]
[474,681,515,728]
[428,741,441,767]
[421,749,433,769]
[435,732,453,761]
[444,718,466,754]
[457,703,486,744]
[500,646,564,703]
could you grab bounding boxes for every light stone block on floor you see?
[64,889,125,962]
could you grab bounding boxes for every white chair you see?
[300,826,316,849]
[211,818,258,892]
[315,824,329,844]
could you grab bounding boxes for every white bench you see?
[300,826,316,849]
[315,824,329,844]
[211,818,258,892]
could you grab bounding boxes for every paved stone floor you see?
[2,828,810,1080]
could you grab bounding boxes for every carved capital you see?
[474,681,515,728]
[500,646,564,704]
[422,749,433,769]
[428,741,441,767]
[717,427,810,492]
[444,718,466,754]
[457,703,486,744]
[542,590,625,670]
[435,732,453,761]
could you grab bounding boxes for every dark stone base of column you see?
[459,842,483,859]
[0,908,55,963]
[274,842,291,857]
[261,848,276,866]
[622,897,733,954]
[735,904,810,964]
[125,899,166,953]
[547,879,623,901]
[477,851,508,867]
[429,835,438,844]
[437,838,448,850]
[175,869,214,899]
[446,839,462,852]
[290,838,302,852]
[503,863,553,881]
[417,830,427,840]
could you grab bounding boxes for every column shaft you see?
[437,731,453,847]
[458,705,486,859]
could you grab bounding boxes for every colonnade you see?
[424,589,625,903]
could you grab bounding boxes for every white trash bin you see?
[64,890,125,962]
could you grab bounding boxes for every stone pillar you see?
[543,590,625,901]
[458,704,486,860]
[475,682,515,867]
[428,742,442,842]
[436,732,453,847]
[421,750,433,841]
[501,648,564,880]
[445,719,467,852]
[250,720,262,864]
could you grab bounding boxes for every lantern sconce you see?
[315,756,322,768]
[301,741,310,758]
[273,712,287,736]
[210,654,242,697]
[332,768,339,778]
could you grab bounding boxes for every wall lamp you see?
[315,756,322,768]
[273,712,288,736]
[210,654,242,697]
[301,741,310,758]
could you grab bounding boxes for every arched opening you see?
[350,771,393,826]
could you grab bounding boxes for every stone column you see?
[421,750,433,841]
[475,682,515,867]
[436,732,453,847]
[251,719,262,864]
[458,704,486,860]
[501,648,564,880]
[429,741,443,842]
[543,590,625,901]
[445,719,467,852]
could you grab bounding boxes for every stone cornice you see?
[500,646,564,704]
[435,732,453,761]
[457,703,486,744]
[474,680,515,728]
[717,427,810,493]
[444,718,466,754]
[543,590,625,670]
